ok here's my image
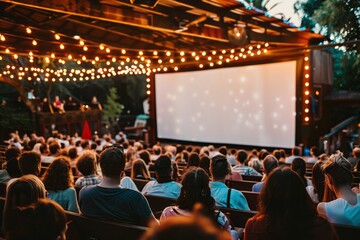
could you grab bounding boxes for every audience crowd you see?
[0,130,359,239]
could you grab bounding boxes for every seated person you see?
[142,155,181,198]
[209,155,250,210]
[161,168,238,239]
[317,151,360,226]
[131,159,152,181]
[42,157,80,213]
[52,96,65,113]
[90,96,102,110]
[252,155,278,192]
[232,150,262,176]
[65,96,79,111]
[244,167,337,240]
[75,150,101,187]
[5,199,67,240]
[79,147,157,226]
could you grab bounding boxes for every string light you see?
[59,44,65,49]
[26,27,32,34]
[54,34,60,40]
[32,40,37,46]
[0,34,5,41]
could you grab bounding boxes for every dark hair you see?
[3,175,46,235]
[28,140,37,150]
[100,147,125,178]
[81,140,90,149]
[138,150,151,165]
[153,146,161,155]
[76,150,97,176]
[259,151,270,161]
[312,161,325,202]
[262,155,278,175]
[310,146,320,157]
[18,151,41,176]
[185,146,193,153]
[272,150,281,161]
[5,146,21,161]
[131,159,150,180]
[236,150,247,164]
[5,199,66,240]
[291,157,307,187]
[176,144,184,154]
[211,155,229,180]
[49,142,60,155]
[178,168,215,220]
[6,158,22,178]
[218,146,227,156]
[68,147,78,160]
[42,157,74,190]
[199,155,211,176]
[192,147,200,154]
[155,155,172,179]
[187,153,200,168]
[258,167,316,239]
[292,147,301,156]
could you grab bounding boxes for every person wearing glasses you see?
[317,151,360,226]
[79,147,157,226]
[209,154,250,210]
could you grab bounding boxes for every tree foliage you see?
[295,0,360,90]
[102,87,124,123]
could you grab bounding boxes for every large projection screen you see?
[155,61,297,148]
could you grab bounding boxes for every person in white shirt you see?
[285,146,302,164]
[317,151,360,226]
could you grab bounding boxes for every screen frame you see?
[152,56,304,150]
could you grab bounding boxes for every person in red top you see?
[244,167,337,240]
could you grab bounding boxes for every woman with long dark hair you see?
[244,167,337,240]
[160,168,237,239]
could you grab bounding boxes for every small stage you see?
[36,110,102,138]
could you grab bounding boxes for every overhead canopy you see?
[0,0,324,68]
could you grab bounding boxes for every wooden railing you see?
[320,116,359,156]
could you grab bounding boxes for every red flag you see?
[82,120,92,140]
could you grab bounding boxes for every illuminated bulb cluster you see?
[303,55,310,123]
[1,64,154,83]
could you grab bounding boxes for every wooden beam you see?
[0,0,230,43]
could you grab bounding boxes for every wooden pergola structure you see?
[0,0,326,144]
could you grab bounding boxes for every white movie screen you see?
[155,61,297,148]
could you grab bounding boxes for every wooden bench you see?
[144,194,177,218]
[334,223,360,240]
[0,183,6,198]
[225,180,258,192]
[218,207,257,228]
[66,211,147,240]
[133,179,149,191]
[241,191,260,211]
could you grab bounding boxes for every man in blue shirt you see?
[209,154,250,210]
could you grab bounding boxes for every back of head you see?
[4,175,46,234]
[76,150,97,176]
[187,152,200,168]
[155,155,172,178]
[5,199,66,240]
[322,151,353,188]
[310,146,320,157]
[18,151,41,176]
[178,168,213,211]
[218,146,227,156]
[290,157,307,186]
[49,142,60,155]
[199,155,211,175]
[153,145,161,155]
[6,158,22,178]
[210,154,229,180]
[259,167,315,238]
[131,159,150,179]
[68,147,78,160]
[138,150,151,165]
[42,157,73,191]
[292,146,301,156]
[236,150,247,164]
[5,146,21,161]
[99,147,125,178]
[141,214,231,240]
[263,155,279,175]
